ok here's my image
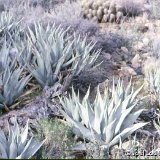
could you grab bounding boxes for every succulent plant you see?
[0,117,44,159]
[60,79,147,150]
[144,58,160,105]
[8,30,33,66]
[0,47,31,109]
[0,11,21,35]
[81,0,144,23]
[72,34,100,76]
[0,40,12,73]
[27,23,100,88]
[81,0,124,23]
[0,40,31,109]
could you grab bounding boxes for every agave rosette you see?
[144,58,160,104]
[0,11,22,34]
[0,65,31,109]
[0,117,44,159]
[27,23,100,88]
[8,29,33,66]
[60,79,147,149]
[0,41,11,73]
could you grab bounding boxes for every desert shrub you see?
[0,0,46,30]
[48,0,129,52]
[9,4,45,30]
[48,0,99,37]
[42,0,72,12]
[92,32,129,53]
[36,118,75,159]
[148,0,160,19]
[50,18,128,53]
[115,0,145,16]
[13,0,128,54]
[52,18,99,38]
[51,0,82,20]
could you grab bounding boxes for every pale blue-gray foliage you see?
[0,43,31,108]
[0,11,21,34]
[60,79,147,149]
[7,30,33,66]
[0,65,31,108]
[27,23,100,88]
[144,58,160,104]
[0,117,44,159]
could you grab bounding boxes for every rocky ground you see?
[0,0,160,159]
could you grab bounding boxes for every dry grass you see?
[115,0,146,16]
[35,118,76,159]
[0,0,160,159]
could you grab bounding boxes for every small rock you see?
[131,54,142,68]
[142,52,152,60]
[137,25,149,33]
[134,42,144,51]
[135,17,143,23]
[119,66,137,76]
[121,140,142,150]
[121,54,130,61]
[145,22,155,31]
[104,53,112,60]
[9,116,16,125]
[121,61,127,65]
[98,79,109,92]
[121,47,129,53]
[135,67,142,75]
[142,37,150,46]
[112,52,122,62]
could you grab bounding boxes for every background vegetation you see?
[0,0,160,159]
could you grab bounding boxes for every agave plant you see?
[0,11,21,35]
[0,117,44,159]
[0,39,21,72]
[72,34,100,76]
[0,61,31,109]
[27,23,100,88]
[0,40,11,73]
[60,79,147,150]
[8,31,33,66]
[144,58,160,105]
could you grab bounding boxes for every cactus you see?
[81,0,123,23]
[81,0,143,23]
